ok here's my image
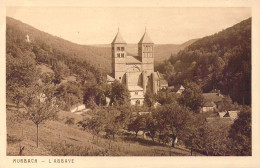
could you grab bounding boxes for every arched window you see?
[136,100,140,105]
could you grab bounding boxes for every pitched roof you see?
[170,85,185,92]
[205,117,234,128]
[111,31,126,44]
[227,111,239,120]
[204,101,215,107]
[126,56,141,64]
[107,74,115,82]
[160,79,168,87]
[138,32,154,44]
[202,93,223,102]
[159,74,168,87]
[128,85,144,91]
[218,111,227,118]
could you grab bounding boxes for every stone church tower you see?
[111,30,127,83]
[108,29,167,105]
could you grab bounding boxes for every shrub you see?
[65,117,75,125]
[7,134,22,144]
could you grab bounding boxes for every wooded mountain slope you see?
[7,17,196,72]
[6,17,111,72]
[166,18,251,105]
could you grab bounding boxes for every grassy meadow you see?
[6,105,201,156]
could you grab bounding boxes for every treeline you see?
[78,81,251,156]
[156,18,251,105]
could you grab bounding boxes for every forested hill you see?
[164,18,251,105]
[6,17,196,71]
[6,17,111,72]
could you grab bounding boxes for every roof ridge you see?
[138,32,153,44]
[112,31,126,44]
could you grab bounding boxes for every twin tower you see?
[108,30,163,105]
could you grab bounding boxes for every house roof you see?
[126,56,141,64]
[160,79,168,87]
[138,32,154,44]
[158,74,168,87]
[179,85,185,90]
[202,93,223,102]
[167,86,175,90]
[218,111,227,118]
[128,85,144,91]
[203,101,216,107]
[205,117,234,128]
[227,111,239,120]
[111,31,126,44]
[170,85,185,92]
[107,74,115,82]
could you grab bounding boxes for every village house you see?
[158,74,168,90]
[220,110,240,120]
[167,85,185,95]
[107,29,168,105]
[201,92,224,113]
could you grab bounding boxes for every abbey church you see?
[107,30,168,105]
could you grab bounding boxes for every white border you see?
[0,0,259,168]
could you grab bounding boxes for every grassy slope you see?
[6,107,199,156]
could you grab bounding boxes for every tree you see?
[20,84,59,147]
[6,54,38,103]
[217,96,241,112]
[110,80,130,106]
[145,114,158,141]
[182,113,232,156]
[144,90,156,107]
[79,117,104,135]
[116,104,134,129]
[180,81,204,113]
[155,102,191,147]
[229,106,251,155]
[156,90,179,105]
[102,109,122,139]
[83,83,108,107]
[155,60,175,81]
[128,114,146,137]
[52,61,70,84]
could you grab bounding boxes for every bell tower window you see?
[121,53,124,57]
[117,47,120,51]
[117,53,120,57]
[121,47,124,51]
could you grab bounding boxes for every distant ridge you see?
[91,39,198,64]
[6,17,197,71]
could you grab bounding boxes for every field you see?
[6,105,201,156]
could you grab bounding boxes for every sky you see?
[7,7,251,45]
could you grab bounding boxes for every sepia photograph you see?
[5,6,252,156]
[1,0,260,167]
